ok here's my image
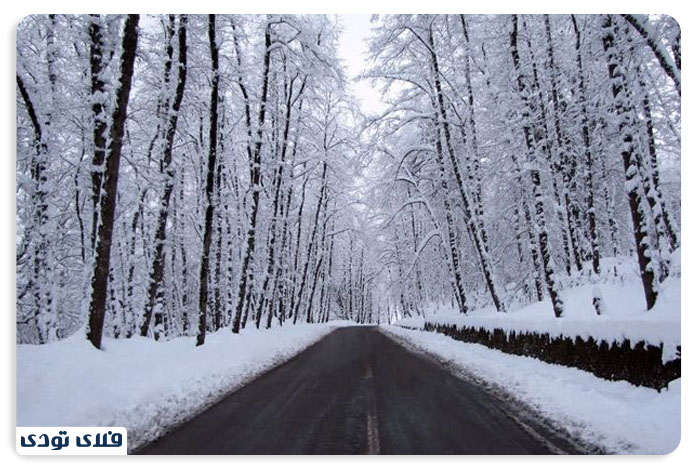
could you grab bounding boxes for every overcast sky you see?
[336,14,386,116]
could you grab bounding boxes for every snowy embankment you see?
[382,325,680,454]
[17,322,348,451]
[397,255,681,361]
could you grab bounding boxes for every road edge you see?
[132,325,346,454]
[377,325,607,455]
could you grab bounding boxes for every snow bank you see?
[17,322,348,451]
[382,325,680,454]
[396,256,681,360]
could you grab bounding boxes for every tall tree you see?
[509,15,564,317]
[601,14,658,310]
[17,74,55,342]
[231,19,273,334]
[86,14,140,349]
[196,14,220,347]
[141,15,189,339]
[620,14,681,96]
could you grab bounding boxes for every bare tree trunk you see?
[88,15,108,251]
[141,15,188,339]
[288,174,310,322]
[196,14,219,347]
[232,21,272,334]
[538,15,583,276]
[293,162,327,323]
[459,16,486,243]
[635,69,679,253]
[427,24,504,312]
[602,14,658,310]
[510,15,564,317]
[212,132,228,330]
[429,115,469,314]
[621,14,681,96]
[569,15,601,276]
[17,74,54,343]
[256,77,304,328]
[86,15,140,349]
[177,181,190,335]
[633,77,671,282]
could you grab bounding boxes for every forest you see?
[16,14,681,349]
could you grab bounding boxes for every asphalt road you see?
[137,326,578,455]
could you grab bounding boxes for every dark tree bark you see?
[293,162,328,324]
[86,14,140,349]
[429,112,469,314]
[621,14,681,96]
[288,174,310,323]
[232,21,272,334]
[46,15,58,93]
[267,131,302,327]
[672,30,681,71]
[196,14,220,347]
[633,65,679,253]
[569,15,600,276]
[318,217,336,324]
[141,15,188,339]
[88,15,108,250]
[17,73,53,343]
[459,15,486,245]
[602,15,658,310]
[510,15,564,318]
[537,15,583,276]
[177,182,190,335]
[521,17,571,282]
[255,76,304,328]
[426,24,504,313]
[213,157,225,331]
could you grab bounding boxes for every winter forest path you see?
[137,326,577,455]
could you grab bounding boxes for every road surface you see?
[137,326,579,455]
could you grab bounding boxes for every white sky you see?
[335,14,386,116]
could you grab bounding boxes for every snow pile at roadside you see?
[395,254,681,359]
[17,322,348,451]
[382,325,680,454]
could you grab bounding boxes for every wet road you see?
[138,326,574,455]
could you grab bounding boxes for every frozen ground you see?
[382,325,680,454]
[16,321,349,451]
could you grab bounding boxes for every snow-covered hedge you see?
[420,322,680,390]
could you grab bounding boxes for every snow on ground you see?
[382,325,680,454]
[396,255,681,360]
[17,321,350,451]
